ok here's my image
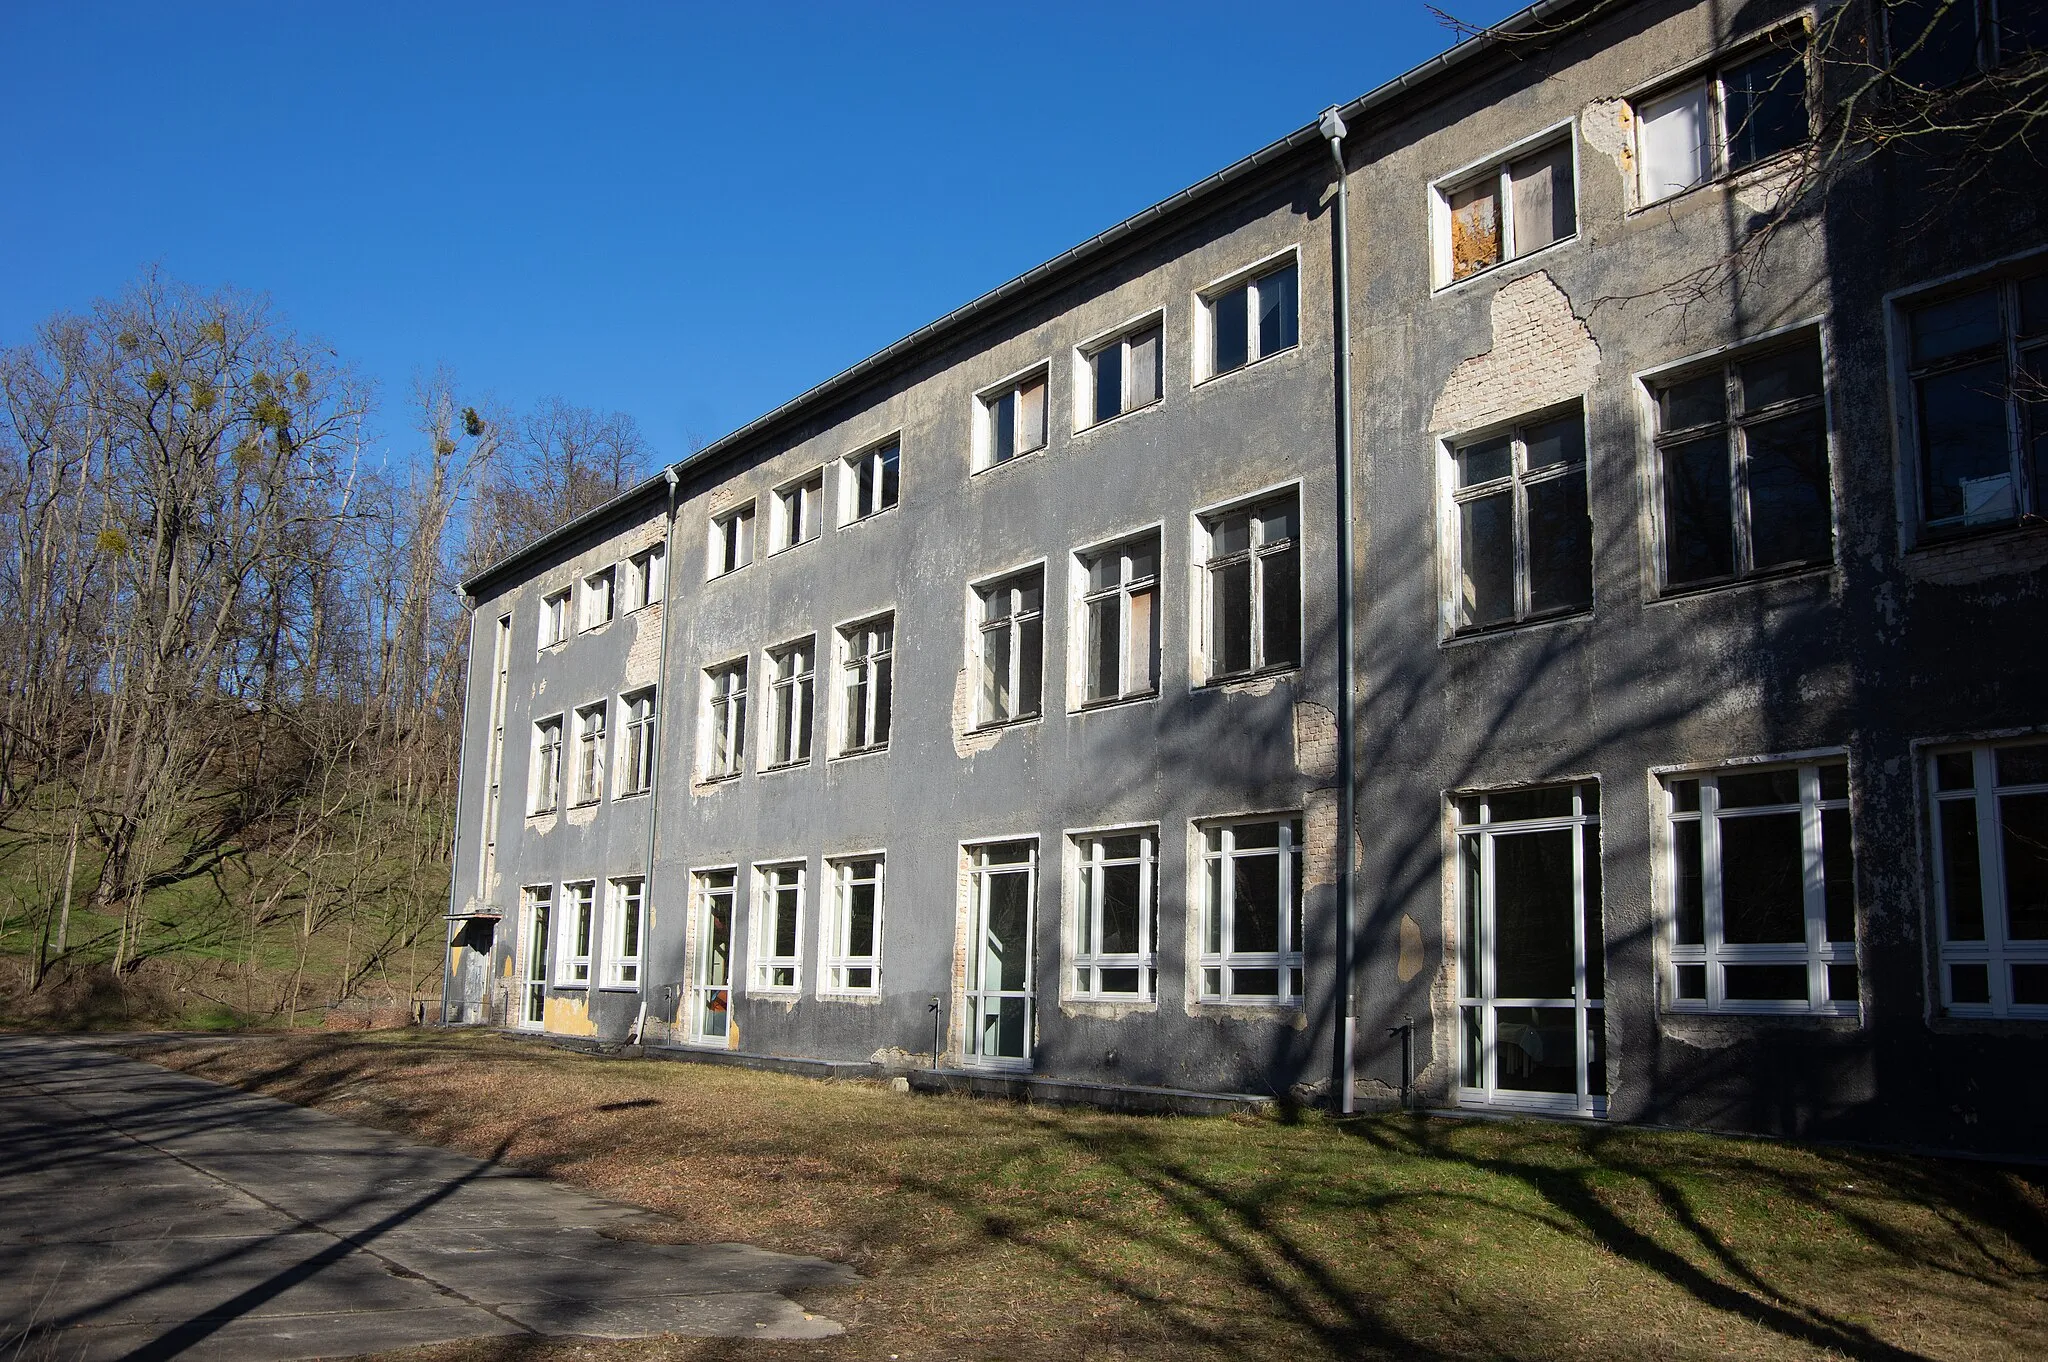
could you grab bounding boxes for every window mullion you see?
[1975,749,2011,1012]
[1703,780,1726,1009]
[1800,765,1826,1010]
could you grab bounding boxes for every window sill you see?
[1649,559,1831,605]
[1430,233,1578,298]
[750,985,802,998]
[706,563,752,584]
[1195,665,1298,694]
[768,537,818,559]
[526,809,559,823]
[626,601,662,616]
[1442,606,1592,648]
[1075,395,1164,438]
[569,798,601,810]
[819,988,882,1002]
[1663,1003,1860,1022]
[598,983,642,994]
[760,757,813,776]
[554,982,589,992]
[972,714,1042,735]
[613,787,651,801]
[1073,690,1159,716]
[830,743,889,763]
[972,444,1049,479]
[1627,145,1803,218]
[838,502,900,532]
[1195,341,1301,389]
[695,772,743,789]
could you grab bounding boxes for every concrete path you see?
[0,1034,855,1360]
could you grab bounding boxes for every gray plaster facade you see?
[447,0,2048,1159]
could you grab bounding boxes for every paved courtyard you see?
[0,1035,854,1360]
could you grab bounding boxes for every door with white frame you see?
[689,870,735,1044]
[1455,783,1607,1115]
[520,886,552,1029]
[964,840,1037,1067]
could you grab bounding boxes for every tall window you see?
[1931,741,2048,1017]
[1200,818,1304,1003]
[580,567,614,631]
[560,881,595,984]
[838,615,893,754]
[710,502,755,578]
[847,440,899,521]
[690,870,734,1042]
[1084,319,1163,427]
[773,470,824,552]
[1073,830,1157,999]
[980,370,1049,468]
[1665,761,1858,1015]
[1206,260,1299,377]
[753,863,804,992]
[619,688,656,796]
[766,639,815,769]
[1904,269,2046,537]
[1449,405,1592,631]
[702,661,747,780]
[572,703,606,804]
[1653,337,1831,589]
[606,877,644,987]
[531,716,563,814]
[540,590,570,649]
[625,544,665,611]
[1635,42,1808,204]
[976,571,1043,727]
[479,614,512,893]
[1438,139,1575,285]
[826,856,884,993]
[1202,492,1300,681]
[1078,535,1159,706]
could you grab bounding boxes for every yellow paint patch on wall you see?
[543,994,598,1036]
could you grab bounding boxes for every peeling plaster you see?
[1430,271,1602,435]
[543,993,597,1036]
[952,668,1003,757]
[1397,915,1425,983]
[1292,701,1339,784]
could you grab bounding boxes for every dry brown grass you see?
[115,1030,2048,1362]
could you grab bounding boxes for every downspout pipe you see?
[630,466,682,1045]
[1320,105,1358,1115]
[443,591,478,1026]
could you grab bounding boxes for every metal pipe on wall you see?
[1320,105,1358,1115]
[630,466,682,1045]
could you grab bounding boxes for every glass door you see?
[691,871,735,1044]
[520,888,551,1029]
[1456,783,1606,1115]
[965,841,1036,1066]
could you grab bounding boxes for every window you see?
[539,590,570,649]
[1082,319,1163,427]
[1635,43,1808,204]
[979,369,1049,468]
[1205,260,1300,376]
[752,862,804,991]
[1199,818,1304,1003]
[773,469,825,552]
[1437,139,1575,285]
[625,544,665,611]
[619,688,656,796]
[580,567,614,631]
[1652,336,1831,589]
[1449,405,1592,631]
[530,716,563,814]
[1077,534,1159,706]
[702,660,747,780]
[1073,830,1157,999]
[710,502,755,578]
[689,870,735,1042]
[571,703,606,804]
[765,638,815,768]
[480,614,512,894]
[520,885,552,1027]
[826,856,884,993]
[975,570,1043,727]
[1888,0,2048,89]
[1931,740,2048,1017]
[1903,269,2047,537]
[837,615,893,755]
[560,881,595,985]
[1201,492,1300,681]
[965,840,1037,1064]
[606,877,644,987]
[1665,761,1858,1015]
[846,439,899,521]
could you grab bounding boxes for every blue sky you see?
[1,2,1519,466]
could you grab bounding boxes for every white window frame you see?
[764,637,816,770]
[1197,816,1305,1005]
[1428,127,1578,290]
[572,702,606,805]
[708,501,755,579]
[1629,33,1811,208]
[558,880,595,985]
[1196,251,1302,380]
[605,876,644,989]
[771,468,826,554]
[835,613,894,756]
[1441,402,1593,636]
[1661,758,1859,1017]
[752,861,805,993]
[1073,530,1161,708]
[688,867,736,1043]
[1071,828,1158,1001]
[972,566,1044,729]
[530,715,563,815]
[701,658,748,781]
[580,567,614,632]
[625,543,665,611]
[824,854,885,995]
[1929,739,2048,1018]
[479,613,512,894]
[618,687,656,797]
[843,437,900,524]
[1075,312,1165,431]
[974,364,1050,471]
[1195,486,1302,685]
[539,589,570,650]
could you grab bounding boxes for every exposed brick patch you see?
[1429,271,1601,435]
[1903,527,2048,588]
[1292,701,1339,785]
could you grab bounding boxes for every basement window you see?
[1447,403,1592,632]
[1199,817,1304,1004]
[606,877,644,988]
[975,569,1044,728]
[978,368,1049,469]
[560,880,595,985]
[753,862,805,992]
[1080,317,1163,428]
[1072,829,1158,999]
[1931,740,2048,1018]
[1664,759,1859,1016]
[1634,41,1808,206]
[709,501,755,578]
[1434,136,1575,287]
[826,856,884,993]
[702,659,747,781]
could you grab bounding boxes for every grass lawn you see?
[115,1030,2046,1362]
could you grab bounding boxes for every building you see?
[445,0,2048,1160]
